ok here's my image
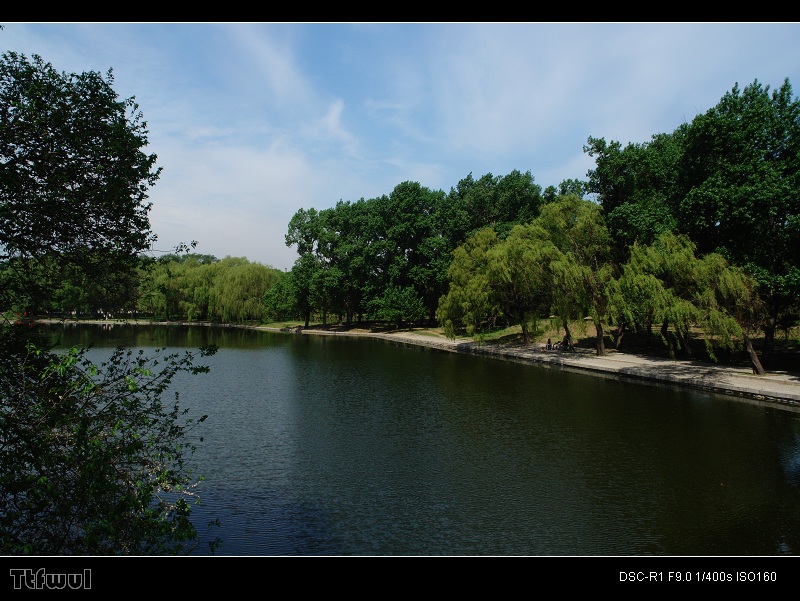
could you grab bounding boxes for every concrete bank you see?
[266,326,800,411]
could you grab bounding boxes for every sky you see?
[3,22,800,272]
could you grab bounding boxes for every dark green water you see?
[47,323,800,556]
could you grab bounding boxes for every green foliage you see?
[263,271,297,322]
[585,130,684,257]
[367,286,426,328]
[445,170,544,241]
[618,232,763,367]
[437,195,618,352]
[543,178,589,203]
[283,171,546,330]
[486,223,556,344]
[379,182,449,321]
[586,77,800,353]
[0,50,223,554]
[0,325,220,554]
[0,51,160,315]
[133,255,281,323]
[535,195,616,354]
[284,182,451,327]
[208,257,280,323]
[436,227,501,341]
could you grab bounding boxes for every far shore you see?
[36,316,800,410]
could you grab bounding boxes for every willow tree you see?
[535,194,617,355]
[616,242,672,349]
[177,256,216,321]
[620,232,766,373]
[486,222,557,345]
[693,251,767,374]
[621,232,703,358]
[207,257,281,323]
[436,227,501,341]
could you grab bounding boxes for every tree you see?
[367,285,426,328]
[263,271,297,322]
[284,205,344,326]
[535,195,617,355]
[0,52,219,554]
[207,257,279,323]
[485,223,556,345]
[378,182,449,323]
[287,252,321,327]
[543,178,589,203]
[437,227,502,341]
[445,170,544,241]
[283,170,547,329]
[619,232,766,373]
[586,78,800,360]
[584,129,683,263]
[0,52,160,315]
[694,251,767,374]
[677,78,800,358]
[312,200,371,326]
[0,327,220,554]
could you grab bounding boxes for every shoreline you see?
[262,325,800,412]
[41,318,800,411]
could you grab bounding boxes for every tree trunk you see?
[744,334,766,375]
[562,319,575,352]
[762,316,776,362]
[661,319,676,359]
[679,327,692,359]
[595,320,605,356]
[520,315,530,345]
[615,322,626,349]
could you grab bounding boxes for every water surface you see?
[48,323,800,556]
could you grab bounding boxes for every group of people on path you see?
[545,337,570,351]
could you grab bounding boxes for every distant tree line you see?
[6,251,283,324]
[136,254,282,323]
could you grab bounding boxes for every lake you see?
[46,323,800,557]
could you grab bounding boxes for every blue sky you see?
[3,22,800,271]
